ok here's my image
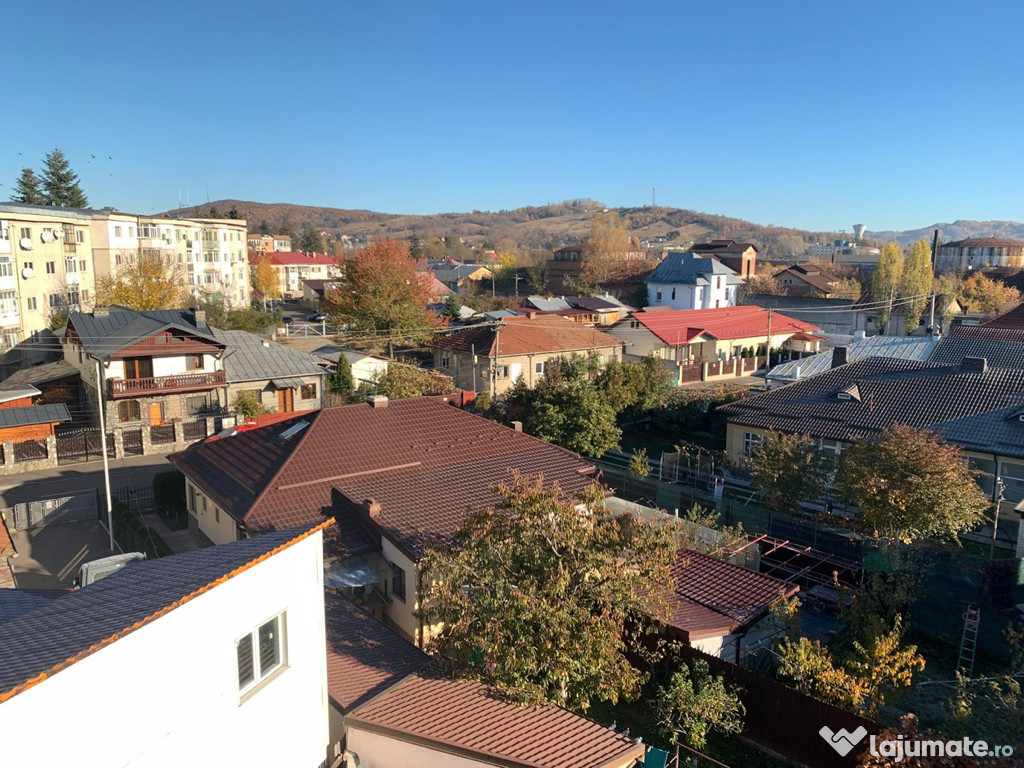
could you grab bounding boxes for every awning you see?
[324,551,396,589]
[271,377,305,389]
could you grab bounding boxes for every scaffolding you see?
[713,532,863,591]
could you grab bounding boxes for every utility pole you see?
[990,477,1004,561]
[928,293,937,335]
[885,285,895,335]
[94,358,114,552]
[514,273,521,300]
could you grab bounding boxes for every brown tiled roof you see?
[661,550,798,639]
[942,237,1024,249]
[692,239,758,254]
[776,264,841,294]
[430,316,625,357]
[324,591,431,712]
[171,399,598,556]
[982,303,1024,329]
[947,324,1024,344]
[348,667,644,768]
[718,357,1024,442]
[0,523,327,703]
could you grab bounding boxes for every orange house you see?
[0,388,70,442]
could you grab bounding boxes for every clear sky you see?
[3,0,1022,232]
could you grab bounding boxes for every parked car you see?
[282,316,294,325]
[307,312,328,322]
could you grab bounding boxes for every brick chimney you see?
[364,499,382,520]
[367,395,389,409]
[511,420,523,432]
[194,309,207,324]
[831,346,849,369]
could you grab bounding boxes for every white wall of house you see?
[344,353,389,387]
[607,321,671,359]
[381,538,419,644]
[0,531,330,768]
[647,279,736,310]
[347,726,506,768]
[186,478,242,546]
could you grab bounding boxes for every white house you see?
[0,523,331,768]
[645,251,743,310]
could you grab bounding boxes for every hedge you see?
[153,470,188,530]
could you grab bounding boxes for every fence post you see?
[45,434,57,463]
[113,428,125,460]
[1,440,11,468]
[700,361,709,382]
[141,425,152,455]
[205,416,216,436]
[173,420,184,447]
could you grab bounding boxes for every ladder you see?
[957,604,980,677]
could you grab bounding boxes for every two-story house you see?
[690,239,758,279]
[773,263,846,298]
[0,524,332,768]
[428,315,625,396]
[64,306,229,428]
[646,252,743,310]
[255,251,339,299]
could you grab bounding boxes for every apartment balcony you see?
[108,369,227,398]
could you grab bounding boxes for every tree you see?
[371,364,455,399]
[40,148,88,208]
[227,205,241,220]
[747,431,832,514]
[258,220,272,236]
[834,425,990,544]
[95,257,190,310]
[595,356,673,421]
[857,714,987,768]
[250,254,280,309]
[872,242,904,332]
[10,168,43,204]
[420,474,677,710]
[628,447,652,478]
[740,271,786,297]
[656,659,745,749]
[294,223,325,253]
[777,616,924,717]
[441,292,462,320]
[898,239,933,332]
[327,355,354,396]
[324,239,443,352]
[581,212,637,284]
[233,392,271,420]
[962,273,1021,317]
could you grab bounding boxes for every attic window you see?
[837,392,852,400]
[278,421,309,441]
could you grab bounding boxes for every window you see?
[0,291,16,315]
[22,261,32,272]
[188,484,197,514]
[115,253,122,266]
[114,226,123,237]
[671,287,676,300]
[66,287,80,308]
[186,395,210,416]
[118,400,141,423]
[20,227,31,240]
[439,354,451,370]
[300,383,317,400]
[391,564,406,602]
[26,297,37,311]
[0,261,12,278]
[236,613,286,694]
[81,289,90,302]
[1,328,18,349]
[535,360,545,375]
[76,230,84,244]
[48,293,63,309]
[0,223,8,241]
[79,259,87,272]
[128,227,135,237]
[65,257,77,273]
[819,439,843,459]
[46,262,56,275]
[186,353,204,371]
[696,288,702,303]
[717,277,722,289]
[743,432,762,455]
[494,365,509,379]
[655,289,662,302]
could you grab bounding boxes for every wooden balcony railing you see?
[109,370,226,398]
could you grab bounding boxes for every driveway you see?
[9,520,116,588]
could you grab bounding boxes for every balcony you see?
[108,369,227,398]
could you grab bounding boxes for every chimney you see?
[262,340,270,348]
[93,306,109,317]
[511,420,523,432]
[364,499,382,520]
[831,346,849,368]
[961,357,988,374]
[367,394,389,409]
[194,309,207,324]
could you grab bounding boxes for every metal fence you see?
[5,490,98,530]
[123,428,143,456]
[55,428,115,465]
[115,484,155,515]
[150,424,175,444]
[13,439,48,463]
[182,419,208,441]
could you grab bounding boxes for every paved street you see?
[0,453,175,508]
[10,520,116,588]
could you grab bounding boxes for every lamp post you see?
[94,357,114,551]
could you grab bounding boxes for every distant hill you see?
[867,220,1024,245]
[160,200,1024,255]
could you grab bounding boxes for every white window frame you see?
[743,431,762,455]
[236,611,287,699]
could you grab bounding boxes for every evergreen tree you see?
[40,148,88,208]
[227,205,241,220]
[10,168,43,204]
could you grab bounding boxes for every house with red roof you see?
[608,306,823,385]
[251,250,341,298]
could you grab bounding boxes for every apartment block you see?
[247,234,292,253]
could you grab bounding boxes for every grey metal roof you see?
[271,377,306,389]
[67,306,221,359]
[930,336,1024,370]
[432,264,491,283]
[211,329,325,384]
[525,297,571,312]
[565,295,621,312]
[0,360,78,390]
[648,251,744,286]
[0,202,95,220]
[0,387,40,403]
[767,336,939,383]
[0,527,319,701]
[933,406,1024,460]
[0,404,71,428]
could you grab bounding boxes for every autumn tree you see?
[324,239,443,352]
[95,257,189,311]
[371,364,454,399]
[747,431,832,514]
[420,474,677,710]
[740,271,786,297]
[898,239,933,332]
[777,616,924,717]
[834,425,990,544]
[962,273,1021,317]
[10,168,43,204]
[581,212,636,285]
[628,447,652,478]
[233,391,270,420]
[872,242,904,332]
[40,148,88,207]
[250,254,280,309]
[656,659,745,749]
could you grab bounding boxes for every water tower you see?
[852,223,867,243]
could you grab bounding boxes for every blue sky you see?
[3,0,1022,232]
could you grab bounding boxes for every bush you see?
[110,499,173,559]
[233,391,270,420]
[153,470,187,530]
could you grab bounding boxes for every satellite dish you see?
[22,267,34,279]
[19,238,32,250]
[40,230,53,243]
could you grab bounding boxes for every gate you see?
[123,428,143,455]
[182,419,207,441]
[150,424,175,444]
[55,428,115,465]
[115,484,155,515]
[6,491,98,530]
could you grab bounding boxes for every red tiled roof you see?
[982,303,1024,329]
[430,316,624,357]
[661,550,798,639]
[417,271,453,299]
[261,251,334,266]
[348,668,644,768]
[171,398,598,557]
[629,306,819,346]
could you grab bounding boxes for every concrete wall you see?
[0,530,330,768]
